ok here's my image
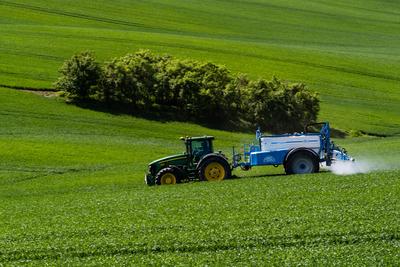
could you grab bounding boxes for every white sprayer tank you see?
[260,134,321,154]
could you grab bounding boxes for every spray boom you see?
[331,142,354,162]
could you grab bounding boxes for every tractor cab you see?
[146,135,231,186]
[181,136,214,163]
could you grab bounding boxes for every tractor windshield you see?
[191,139,212,158]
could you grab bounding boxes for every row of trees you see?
[55,50,320,132]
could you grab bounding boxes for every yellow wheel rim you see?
[160,173,176,185]
[204,162,225,181]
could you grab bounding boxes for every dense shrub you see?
[99,50,165,107]
[159,60,233,121]
[99,52,236,122]
[56,50,320,133]
[245,77,319,132]
[54,51,101,100]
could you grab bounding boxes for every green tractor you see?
[145,136,231,185]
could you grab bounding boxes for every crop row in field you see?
[2,169,400,265]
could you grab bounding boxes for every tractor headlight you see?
[148,165,155,174]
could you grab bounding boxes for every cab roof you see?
[180,136,214,141]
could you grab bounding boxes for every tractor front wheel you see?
[199,157,231,182]
[155,167,180,185]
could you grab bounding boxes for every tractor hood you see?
[148,153,187,166]
[146,153,188,186]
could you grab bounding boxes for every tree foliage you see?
[244,77,319,132]
[54,51,101,100]
[55,50,320,132]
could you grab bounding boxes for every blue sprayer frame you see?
[232,122,351,170]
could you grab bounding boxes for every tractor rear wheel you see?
[199,157,231,182]
[285,151,319,175]
[155,167,180,185]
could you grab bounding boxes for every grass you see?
[3,171,400,265]
[1,0,400,265]
[0,0,400,134]
[1,87,400,265]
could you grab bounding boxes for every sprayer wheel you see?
[285,151,319,175]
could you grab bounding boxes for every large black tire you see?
[155,167,181,185]
[285,151,320,175]
[199,157,231,181]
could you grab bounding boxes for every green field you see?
[1,88,400,265]
[1,0,400,134]
[1,0,400,265]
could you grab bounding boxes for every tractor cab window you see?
[191,139,212,160]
